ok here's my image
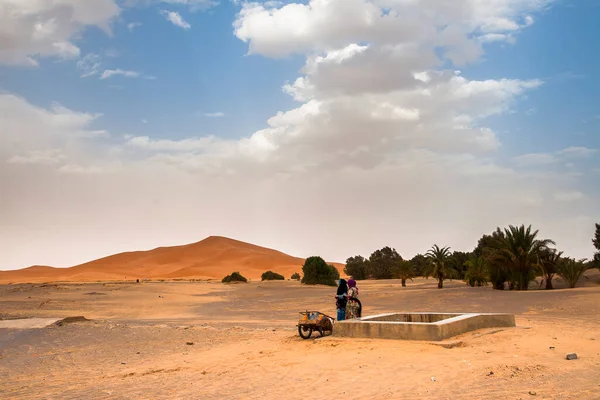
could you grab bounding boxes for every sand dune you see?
[0,236,344,284]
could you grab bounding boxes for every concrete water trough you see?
[333,312,516,341]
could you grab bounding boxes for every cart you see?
[297,310,335,339]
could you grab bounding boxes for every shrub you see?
[291,272,301,280]
[301,256,340,286]
[261,270,285,281]
[222,271,248,283]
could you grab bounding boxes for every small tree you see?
[344,255,369,280]
[410,254,430,277]
[557,257,590,288]
[538,249,563,290]
[368,247,403,279]
[222,271,248,283]
[464,256,488,287]
[496,224,555,291]
[426,245,454,289]
[450,251,471,280]
[393,260,415,287]
[474,228,508,290]
[261,271,285,281]
[301,256,340,286]
[593,223,600,267]
[291,272,301,280]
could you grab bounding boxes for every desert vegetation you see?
[290,272,301,280]
[300,256,339,286]
[222,271,248,283]
[261,271,285,281]
[340,223,599,291]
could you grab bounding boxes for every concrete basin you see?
[333,312,516,341]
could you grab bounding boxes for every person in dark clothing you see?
[336,279,348,321]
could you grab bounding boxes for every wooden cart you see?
[297,310,335,339]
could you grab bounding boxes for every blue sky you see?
[1,0,304,141]
[0,0,599,270]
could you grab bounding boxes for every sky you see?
[0,0,599,270]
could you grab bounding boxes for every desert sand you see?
[2,274,600,399]
[0,236,344,284]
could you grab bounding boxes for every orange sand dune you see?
[0,236,344,283]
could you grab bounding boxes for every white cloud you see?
[126,135,220,152]
[559,146,597,158]
[477,33,515,44]
[142,119,149,124]
[0,0,120,65]
[160,10,191,29]
[128,22,142,31]
[7,149,66,165]
[553,191,585,202]
[100,69,141,79]
[57,164,115,175]
[514,146,598,166]
[77,54,102,77]
[204,112,225,117]
[233,0,552,59]
[513,153,556,166]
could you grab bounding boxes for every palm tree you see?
[464,256,489,287]
[538,249,563,290]
[394,260,415,287]
[557,257,590,288]
[425,245,454,289]
[496,225,555,291]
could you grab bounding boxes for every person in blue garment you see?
[335,278,348,321]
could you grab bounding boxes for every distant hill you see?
[0,236,344,283]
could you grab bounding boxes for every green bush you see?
[301,256,340,286]
[221,271,248,283]
[261,271,285,281]
[291,272,301,280]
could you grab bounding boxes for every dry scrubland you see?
[2,275,600,400]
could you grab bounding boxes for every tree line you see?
[221,223,599,289]
[340,223,600,291]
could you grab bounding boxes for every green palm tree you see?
[496,225,555,291]
[538,249,563,290]
[425,245,454,289]
[557,257,590,288]
[394,260,415,287]
[464,256,489,287]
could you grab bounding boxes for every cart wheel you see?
[320,319,333,337]
[298,325,313,339]
[317,327,325,337]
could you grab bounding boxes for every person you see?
[345,279,361,319]
[335,279,348,321]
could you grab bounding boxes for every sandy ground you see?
[1,276,600,399]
